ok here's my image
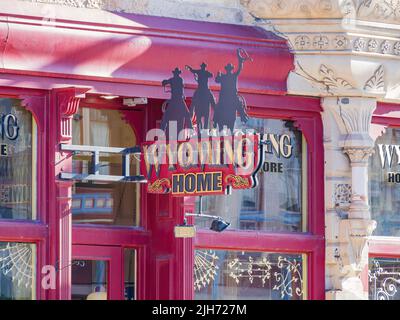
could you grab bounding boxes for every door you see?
[71,245,123,300]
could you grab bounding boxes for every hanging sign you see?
[140,48,264,196]
[140,134,262,196]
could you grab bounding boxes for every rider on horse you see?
[214,48,251,132]
[185,62,216,133]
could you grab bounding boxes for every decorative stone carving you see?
[295,35,311,50]
[333,97,376,150]
[394,42,400,55]
[368,39,379,53]
[353,38,367,52]
[364,65,384,93]
[344,147,374,166]
[333,35,348,49]
[334,183,352,207]
[244,0,400,24]
[296,63,354,94]
[348,218,377,269]
[313,35,329,49]
[381,41,392,54]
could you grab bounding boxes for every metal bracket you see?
[59,144,147,183]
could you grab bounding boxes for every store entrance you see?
[71,245,123,300]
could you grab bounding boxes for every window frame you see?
[193,102,325,300]
[367,102,400,300]
[0,88,48,300]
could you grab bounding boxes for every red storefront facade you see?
[0,4,325,300]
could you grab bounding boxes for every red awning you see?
[0,2,293,98]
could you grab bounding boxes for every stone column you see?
[323,97,377,300]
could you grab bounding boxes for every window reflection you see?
[71,107,140,226]
[124,249,136,300]
[0,100,35,220]
[369,127,400,236]
[0,242,35,300]
[194,249,305,300]
[369,257,400,300]
[185,118,305,232]
[71,260,107,300]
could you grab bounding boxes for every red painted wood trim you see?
[192,105,325,300]
[195,231,324,253]
[369,238,400,258]
[72,245,123,300]
[0,4,293,96]
[0,221,47,241]
[72,226,150,246]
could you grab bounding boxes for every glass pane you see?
[0,99,35,220]
[71,107,140,226]
[124,249,136,300]
[0,242,36,300]
[369,127,400,236]
[186,118,305,232]
[369,257,400,300]
[194,249,305,300]
[71,260,107,300]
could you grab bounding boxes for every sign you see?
[140,134,262,196]
[141,48,266,196]
[0,112,19,157]
[378,143,400,183]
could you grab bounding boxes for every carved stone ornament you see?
[344,147,374,166]
[295,63,354,95]
[243,0,400,24]
[348,218,377,270]
[364,65,384,93]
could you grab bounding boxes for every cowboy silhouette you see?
[214,48,251,132]
[160,67,193,134]
[185,62,216,133]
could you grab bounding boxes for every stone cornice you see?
[244,0,400,25]
[242,0,400,103]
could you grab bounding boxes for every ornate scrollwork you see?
[272,256,303,299]
[364,65,384,92]
[369,259,400,300]
[228,255,273,286]
[225,175,250,188]
[194,250,219,291]
[295,62,354,94]
[194,250,304,299]
[0,243,33,288]
[147,178,171,193]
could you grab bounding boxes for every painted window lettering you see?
[0,113,19,141]
[377,143,400,183]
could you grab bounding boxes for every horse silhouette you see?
[213,48,251,132]
[160,67,193,134]
[185,62,216,133]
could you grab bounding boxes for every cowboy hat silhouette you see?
[172,67,182,75]
[224,63,234,72]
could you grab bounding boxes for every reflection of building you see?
[0,0,399,301]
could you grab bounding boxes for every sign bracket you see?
[59,144,147,183]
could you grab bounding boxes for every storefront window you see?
[185,118,306,232]
[0,242,36,300]
[369,127,400,236]
[71,107,140,226]
[124,249,136,300]
[0,100,35,220]
[369,257,400,300]
[194,249,305,300]
[71,260,107,300]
